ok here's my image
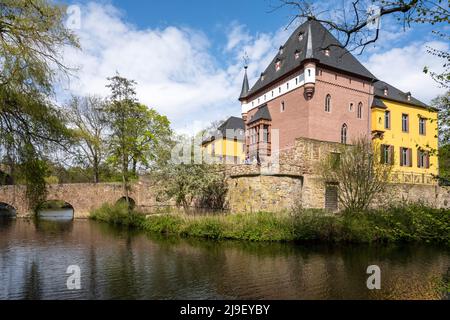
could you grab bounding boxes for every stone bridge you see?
[0,182,164,218]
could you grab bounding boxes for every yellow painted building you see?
[202,116,245,164]
[371,82,438,184]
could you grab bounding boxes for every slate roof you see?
[373,81,429,109]
[244,19,376,98]
[202,116,245,144]
[240,67,250,99]
[372,97,387,109]
[248,104,272,124]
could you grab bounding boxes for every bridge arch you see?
[116,196,136,209]
[36,200,74,220]
[0,202,16,217]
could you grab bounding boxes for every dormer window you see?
[298,32,304,41]
[275,59,281,71]
[406,92,411,101]
[279,46,284,55]
[294,50,301,59]
[260,72,265,81]
[383,87,388,96]
[324,49,330,56]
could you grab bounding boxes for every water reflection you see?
[37,208,74,221]
[0,219,448,300]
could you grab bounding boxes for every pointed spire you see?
[239,65,249,99]
[305,21,313,59]
[239,53,250,99]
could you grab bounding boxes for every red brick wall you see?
[244,66,373,151]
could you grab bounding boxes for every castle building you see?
[201,116,246,164]
[238,18,438,183]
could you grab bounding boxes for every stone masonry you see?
[227,137,450,213]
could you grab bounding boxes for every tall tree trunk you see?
[93,155,99,184]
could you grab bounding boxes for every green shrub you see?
[90,202,450,245]
[90,203,145,227]
[140,214,183,234]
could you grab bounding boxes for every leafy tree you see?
[319,137,392,211]
[128,104,172,175]
[0,0,79,208]
[162,163,228,211]
[430,91,450,179]
[66,95,108,183]
[105,73,172,204]
[105,74,138,203]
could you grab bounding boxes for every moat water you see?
[0,215,449,300]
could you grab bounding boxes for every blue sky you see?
[60,1,448,133]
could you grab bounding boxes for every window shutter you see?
[417,149,421,168]
[408,148,412,167]
[389,145,394,165]
[380,144,385,163]
[426,154,430,169]
[399,147,403,166]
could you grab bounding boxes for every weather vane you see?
[243,51,249,69]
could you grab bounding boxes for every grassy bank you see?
[90,203,450,245]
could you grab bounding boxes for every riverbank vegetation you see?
[90,202,450,245]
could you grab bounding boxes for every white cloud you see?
[59,3,290,134]
[363,41,448,103]
[59,2,446,135]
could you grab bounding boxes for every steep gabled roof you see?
[248,104,272,124]
[202,116,245,144]
[374,81,429,109]
[240,67,250,99]
[244,19,376,98]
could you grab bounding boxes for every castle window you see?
[263,125,269,143]
[281,101,285,112]
[400,147,412,167]
[295,77,298,85]
[381,145,394,164]
[349,103,354,112]
[298,32,304,41]
[325,94,331,112]
[272,90,274,97]
[417,149,430,168]
[402,114,409,132]
[264,94,266,101]
[286,82,289,90]
[279,46,284,55]
[341,124,348,144]
[385,111,391,129]
[419,117,426,135]
[279,87,281,93]
[357,102,363,119]
[295,51,300,59]
[275,59,281,71]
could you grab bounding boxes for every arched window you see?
[280,101,285,112]
[341,124,348,144]
[325,94,331,112]
[357,102,363,119]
